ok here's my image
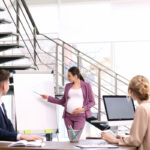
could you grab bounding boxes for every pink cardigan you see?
[48,80,95,118]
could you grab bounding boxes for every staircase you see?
[1,0,129,130]
[0,6,35,94]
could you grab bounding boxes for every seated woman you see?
[101,75,150,150]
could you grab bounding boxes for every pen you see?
[33,91,41,96]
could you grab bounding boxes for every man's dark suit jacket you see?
[0,103,17,141]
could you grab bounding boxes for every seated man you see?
[0,69,43,141]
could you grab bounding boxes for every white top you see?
[0,99,4,114]
[66,88,84,114]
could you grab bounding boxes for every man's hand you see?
[101,132,119,144]
[20,134,44,141]
[72,108,84,114]
[41,94,48,100]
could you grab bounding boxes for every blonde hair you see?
[128,75,150,101]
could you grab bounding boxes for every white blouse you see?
[66,88,84,114]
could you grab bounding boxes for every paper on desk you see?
[8,140,45,147]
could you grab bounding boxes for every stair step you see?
[0,19,11,24]
[0,65,35,72]
[0,7,5,11]
[0,32,18,39]
[0,44,24,52]
[0,55,29,64]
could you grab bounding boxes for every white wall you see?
[26,0,150,80]
[111,1,150,41]
[111,1,150,79]
[27,1,111,42]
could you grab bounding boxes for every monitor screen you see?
[103,96,135,121]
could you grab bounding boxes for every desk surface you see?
[0,140,136,150]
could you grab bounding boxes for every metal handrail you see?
[36,50,125,95]
[58,52,127,94]
[40,34,129,86]
[16,1,34,35]
[55,38,129,82]
[20,0,39,34]
[56,62,116,94]
[56,67,112,97]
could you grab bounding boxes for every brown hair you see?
[0,70,10,83]
[68,66,84,81]
[128,75,150,101]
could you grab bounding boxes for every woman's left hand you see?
[72,108,84,114]
[101,132,119,144]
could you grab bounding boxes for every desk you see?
[0,140,137,150]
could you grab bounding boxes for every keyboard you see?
[79,139,108,145]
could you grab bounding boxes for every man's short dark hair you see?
[0,70,10,83]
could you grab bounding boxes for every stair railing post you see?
[115,73,118,95]
[16,0,20,44]
[77,51,80,69]
[33,27,37,67]
[56,44,59,94]
[62,42,65,86]
[98,69,101,121]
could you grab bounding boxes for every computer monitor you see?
[103,95,135,126]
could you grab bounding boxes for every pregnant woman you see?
[41,66,95,137]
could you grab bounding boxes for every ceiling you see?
[25,0,109,5]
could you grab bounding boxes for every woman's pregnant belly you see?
[66,98,83,114]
